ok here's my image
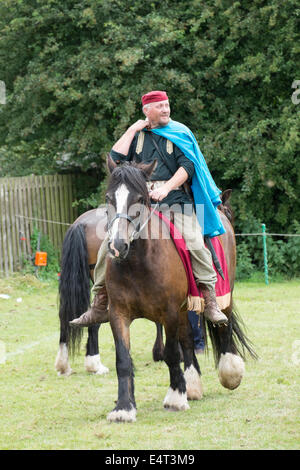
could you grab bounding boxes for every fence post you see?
[34,231,41,278]
[262,223,269,285]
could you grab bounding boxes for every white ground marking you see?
[5,333,58,361]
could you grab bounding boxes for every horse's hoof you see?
[218,353,245,390]
[164,403,190,412]
[84,354,109,375]
[184,365,203,400]
[55,344,73,376]
[163,388,190,411]
[56,368,73,377]
[107,406,137,423]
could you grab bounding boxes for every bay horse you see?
[54,198,164,376]
[55,156,256,422]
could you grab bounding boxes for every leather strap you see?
[150,132,175,175]
[150,133,193,201]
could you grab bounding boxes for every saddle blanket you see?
[155,211,231,313]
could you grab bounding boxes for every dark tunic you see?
[110,130,195,212]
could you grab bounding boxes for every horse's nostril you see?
[108,240,129,259]
[119,243,129,259]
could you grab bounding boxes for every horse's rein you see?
[130,201,159,242]
[106,201,159,242]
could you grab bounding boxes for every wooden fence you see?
[0,174,77,276]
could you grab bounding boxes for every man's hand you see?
[112,120,149,155]
[149,167,189,202]
[149,185,170,202]
[129,119,149,133]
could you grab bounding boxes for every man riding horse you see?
[71,90,228,327]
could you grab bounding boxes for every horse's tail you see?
[59,223,91,356]
[203,305,258,366]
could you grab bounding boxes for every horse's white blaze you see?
[218,352,245,390]
[55,343,72,376]
[109,184,130,243]
[84,354,109,375]
[184,365,203,400]
[107,406,137,423]
[163,387,190,411]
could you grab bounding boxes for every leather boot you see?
[198,283,228,326]
[70,286,109,328]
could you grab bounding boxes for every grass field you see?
[0,274,299,450]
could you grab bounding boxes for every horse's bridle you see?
[107,202,159,243]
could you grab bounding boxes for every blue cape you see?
[152,120,225,237]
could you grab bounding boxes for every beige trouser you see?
[91,211,217,297]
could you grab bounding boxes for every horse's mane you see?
[218,190,235,226]
[108,162,151,206]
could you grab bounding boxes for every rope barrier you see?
[15,214,300,236]
[15,214,71,226]
[235,233,300,237]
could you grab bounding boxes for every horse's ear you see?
[221,189,232,205]
[137,159,157,180]
[107,153,117,174]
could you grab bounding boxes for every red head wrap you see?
[141,90,168,106]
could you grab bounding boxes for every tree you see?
[0,0,299,232]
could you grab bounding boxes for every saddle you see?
[156,211,231,313]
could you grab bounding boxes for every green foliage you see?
[266,221,300,277]
[72,170,104,212]
[72,174,107,211]
[236,241,255,280]
[0,0,299,228]
[236,220,300,280]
